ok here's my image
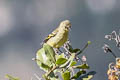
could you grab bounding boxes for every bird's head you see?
[60,20,71,30]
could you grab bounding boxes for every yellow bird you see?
[44,20,71,48]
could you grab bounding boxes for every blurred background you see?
[0,0,120,80]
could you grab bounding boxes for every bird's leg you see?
[58,48,63,53]
[63,40,80,61]
[53,48,59,54]
[62,40,72,57]
[53,48,62,54]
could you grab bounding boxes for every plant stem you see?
[46,66,58,77]
[111,51,117,58]
[76,43,88,56]
[107,48,117,58]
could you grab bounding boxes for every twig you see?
[46,66,58,77]
[34,73,42,80]
[76,42,89,56]
[111,51,117,58]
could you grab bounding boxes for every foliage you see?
[34,41,95,80]
[5,74,19,80]
[6,41,95,80]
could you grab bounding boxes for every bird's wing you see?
[43,27,59,43]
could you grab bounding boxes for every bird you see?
[43,20,71,48]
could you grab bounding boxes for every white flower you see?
[105,35,112,40]
[102,44,111,53]
[105,30,120,49]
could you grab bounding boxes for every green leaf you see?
[72,49,80,53]
[41,62,51,71]
[68,44,74,53]
[56,58,67,65]
[49,74,59,80]
[36,48,51,72]
[5,74,19,80]
[36,48,48,63]
[83,75,93,80]
[60,53,75,68]
[79,71,96,80]
[44,72,59,80]
[55,53,65,60]
[70,61,77,67]
[43,75,50,80]
[62,70,70,80]
[74,64,89,69]
[43,43,56,63]
[67,43,81,53]
[36,44,57,71]
[69,48,81,53]
[71,70,86,79]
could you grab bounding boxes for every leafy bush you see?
[33,41,95,80]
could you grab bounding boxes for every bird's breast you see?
[46,30,69,48]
